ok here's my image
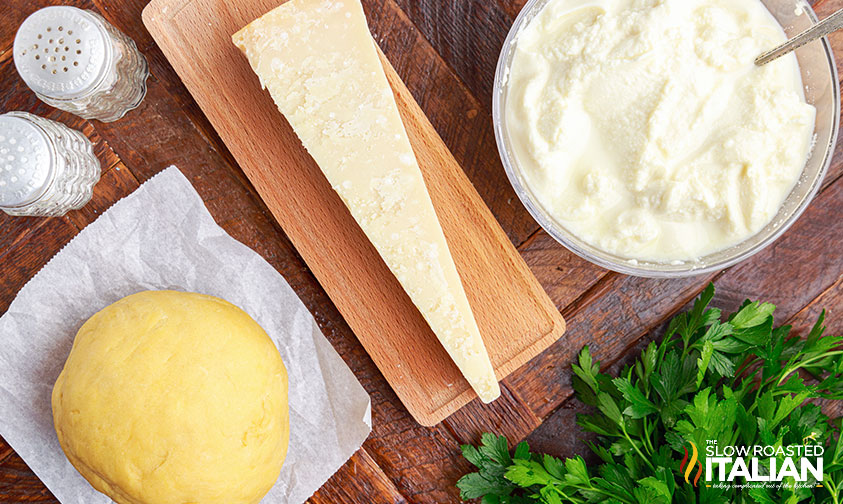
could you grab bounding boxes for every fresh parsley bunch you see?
[457,284,843,503]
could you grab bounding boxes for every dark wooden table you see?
[2,0,843,502]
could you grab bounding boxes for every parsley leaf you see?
[458,284,843,504]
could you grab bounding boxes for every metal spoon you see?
[756,8,843,66]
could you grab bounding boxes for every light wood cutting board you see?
[142,0,566,426]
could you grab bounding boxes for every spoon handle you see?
[756,8,843,66]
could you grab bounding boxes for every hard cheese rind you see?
[232,0,501,403]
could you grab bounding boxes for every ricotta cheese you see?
[505,0,816,261]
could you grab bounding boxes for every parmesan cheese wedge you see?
[233,0,501,402]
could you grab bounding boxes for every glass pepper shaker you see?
[13,6,149,122]
[0,112,101,217]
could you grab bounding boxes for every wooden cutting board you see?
[142,0,565,426]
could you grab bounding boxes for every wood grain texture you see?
[519,231,608,311]
[360,0,539,246]
[3,0,542,499]
[64,163,139,229]
[0,448,55,503]
[3,0,843,502]
[511,171,843,421]
[507,273,718,418]
[392,0,829,114]
[0,219,78,313]
[141,0,565,426]
[0,57,121,171]
[391,0,510,109]
[309,450,408,504]
[95,0,544,250]
[711,179,843,323]
[443,382,541,446]
[495,0,526,20]
[517,153,843,456]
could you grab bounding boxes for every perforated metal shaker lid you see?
[0,114,54,208]
[13,6,112,101]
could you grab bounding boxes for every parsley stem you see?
[642,417,655,455]
[778,351,843,386]
[620,421,655,472]
[458,286,843,504]
[825,477,840,504]
[555,487,587,504]
[572,483,636,504]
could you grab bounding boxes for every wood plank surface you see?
[360,0,539,246]
[2,0,843,502]
[141,0,565,426]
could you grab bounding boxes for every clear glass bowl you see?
[493,0,840,277]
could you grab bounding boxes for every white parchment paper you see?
[0,166,371,503]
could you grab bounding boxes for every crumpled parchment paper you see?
[0,166,371,503]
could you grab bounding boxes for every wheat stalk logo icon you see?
[680,441,704,486]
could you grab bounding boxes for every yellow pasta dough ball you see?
[52,290,289,504]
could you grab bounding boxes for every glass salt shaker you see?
[13,6,149,122]
[0,112,101,217]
